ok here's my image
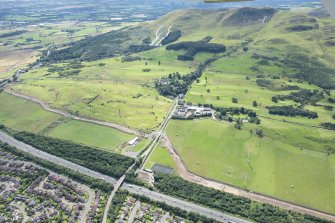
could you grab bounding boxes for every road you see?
[0,131,117,185]
[0,131,252,223]
[6,90,140,136]
[102,175,125,223]
[122,183,252,223]
[141,99,177,167]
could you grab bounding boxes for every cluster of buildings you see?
[172,102,214,120]
[0,150,104,223]
[116,197,186,223]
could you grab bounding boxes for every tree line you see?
[154,173,333,223]
[273,89,324,105]
[266,105,318,119]
[13,131,135,178]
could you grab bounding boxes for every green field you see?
[0,92,61,132]
[167,119,335,214]
[12,79,172,131]
[47,120,133,153]
[144,146,177,171]
[0,92,136,152]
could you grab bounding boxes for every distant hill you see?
[42,7,335,89]
[43,8,277,62]
[223,7,277,25]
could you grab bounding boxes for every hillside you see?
[42,7,335,89]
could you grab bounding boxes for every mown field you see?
[167,119,335,214]
[0,93,135,153]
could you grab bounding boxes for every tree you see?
[158,60,161,65]
[232,97,238,104]
[256,129,264,138]
[207,89,211,93]
[253,100,258,107]
[216,96,220,100]
[272,96,278,103]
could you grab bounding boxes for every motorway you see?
[0,131,252,223]
[0,131,117,184]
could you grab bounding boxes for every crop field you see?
[167,119,335,214]
[47,119,133,153]
[0,92,61,132]
[12,78,173,131]
[144,146,177,171]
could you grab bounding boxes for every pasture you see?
[167,119,335,214]
[47,119,133,153]
[12,78,173,131]
[0,92,61,133]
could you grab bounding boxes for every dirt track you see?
[6,90,141,136]
[160,134,335,222]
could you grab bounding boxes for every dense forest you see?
[161,30,182,45]
[155,174,333,223]
[13,131,135,178]
[155,57,218,97]
[0,143,113,192]
[41,27,153,62]
[166,38,226,61]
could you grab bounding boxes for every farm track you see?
[161,134,335,222]
[6,90,141,136]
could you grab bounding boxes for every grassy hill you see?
[42,7,335,88]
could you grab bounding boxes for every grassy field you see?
[167,119,335,214]
[0,92,61,133]
[12,78,172,131]
[144,146,177,171]
[0,92,136,152]
[47,119,133,153]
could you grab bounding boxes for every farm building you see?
[128,137,139,147]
